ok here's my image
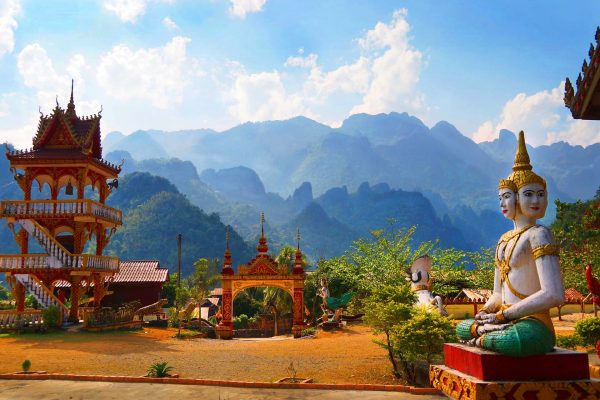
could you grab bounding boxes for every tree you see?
[185,258,219,316]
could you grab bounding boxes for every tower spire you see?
[222,225,233,275]
[66,79,76,117]
[257,212,268,254]
[293,227,304,274]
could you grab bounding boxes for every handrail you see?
[0,253,120,272]
[23,274,69,316]
[0,199,122,224]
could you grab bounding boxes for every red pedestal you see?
[444,343,590,381]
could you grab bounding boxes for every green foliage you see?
[575,317,600,346]
[161,273,179,307]
[21,359,31,372]
[0,283,10,301]
[556,334,582,350]
[167,307,178,328]
[105,174,254,278]
[430,247,495,297]
[552,194,600,294]
[25,294,39,309]
[362,283,415,335]
[233,314,249,329]
[185,258,219,307]
[301,327,316,337]
[389,307,456,366]
[147,361,173,378]
[42,305,61,328]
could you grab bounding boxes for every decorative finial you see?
[512,131,532,172]
[38,106,42,117]
[70,79,74,103]
[507,131,546,190]
[55,95,59,107]
[226,225,230,249]
[257,212,268,254]
[296,228,301,251]
[66,80,76,116]
[99,105,103,116]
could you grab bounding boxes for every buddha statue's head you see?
[498,178,518,220]
[409,255,432,290]
[508,131,548,220]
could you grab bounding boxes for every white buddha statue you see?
[456,131,564,356]
[409,255,448,316]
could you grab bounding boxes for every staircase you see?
[17,219,79,268]
[14,274,68,321]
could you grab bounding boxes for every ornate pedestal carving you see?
[430,344,600,399]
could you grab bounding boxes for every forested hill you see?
[104,172,254,276]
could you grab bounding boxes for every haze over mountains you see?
[100,112,600,261]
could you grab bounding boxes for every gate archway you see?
[216,223,306,339]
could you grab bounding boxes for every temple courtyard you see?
[0,315,595,385]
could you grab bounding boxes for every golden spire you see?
[257,212,268,254]
[507,130,546,190]
[222,225,233,274]
[512,131,532,172]
[293,227,304,274]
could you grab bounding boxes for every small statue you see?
[316,276,353,323]
[456,131,564,356]
[409,255,447,316]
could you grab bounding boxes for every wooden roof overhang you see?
[6,150,121,179]
[565,27,600,119]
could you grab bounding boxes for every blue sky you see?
[1,0,600,149]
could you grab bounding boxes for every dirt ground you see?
[0,314,595,385]
[0,323,398,384]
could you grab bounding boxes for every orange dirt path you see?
[0,324,397,384]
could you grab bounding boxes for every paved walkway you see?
[0,379,444,400]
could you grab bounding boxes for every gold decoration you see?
[412,284,430,291]
[495,309,508,323]
[496,225,535,300]
[497,178,517,191]
[532,244,560,259]
[507,131,546,190]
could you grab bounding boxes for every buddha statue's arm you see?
[481,267,502,313]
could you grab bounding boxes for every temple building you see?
[565,27,600,119]
[0,83,122,323]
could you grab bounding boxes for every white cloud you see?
[162,16,179,30]
[285,53,318,69]
[0,0,21,57]
[472,82,600,146]
[350,9,424,116]
[103,0,146,23]
[227,69,307,122]
[97,36,196,109]
[17,43,88,108]
[229,0,267,19]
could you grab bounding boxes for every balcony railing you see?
[0,254,120,272]
[0,200,122,225]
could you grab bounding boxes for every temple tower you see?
[0,83,122,323]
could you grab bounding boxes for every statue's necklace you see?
[496,225,535,300]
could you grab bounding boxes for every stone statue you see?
[456,131,564,356]
[409,255,448,316]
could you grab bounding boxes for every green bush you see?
[556,334,582,350]
[575,317,600,346]
[301,327,316,337]
[147,361,173,377]
[233,314,249,329]
[42,306,61,328]
[167,307,179,328]
[21,360,31,372]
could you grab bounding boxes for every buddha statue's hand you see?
[476,323,511,336]
[476,310,509,325]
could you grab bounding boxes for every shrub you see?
[167,307,179,328]
[42,306,61,328]
[556,334,582,350]
[575,317,600,346]
[301,327,316,337]
[21,360,31,372]
[233,314,249,329]
[147,361,173,377]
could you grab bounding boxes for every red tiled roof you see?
[54,260,169,287]
[114,260,169,284]
[564,287,584,301]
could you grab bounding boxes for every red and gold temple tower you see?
[0,83,122,323]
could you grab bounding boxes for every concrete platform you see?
[0,379,445,400]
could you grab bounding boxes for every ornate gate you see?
[215,223,306,339]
